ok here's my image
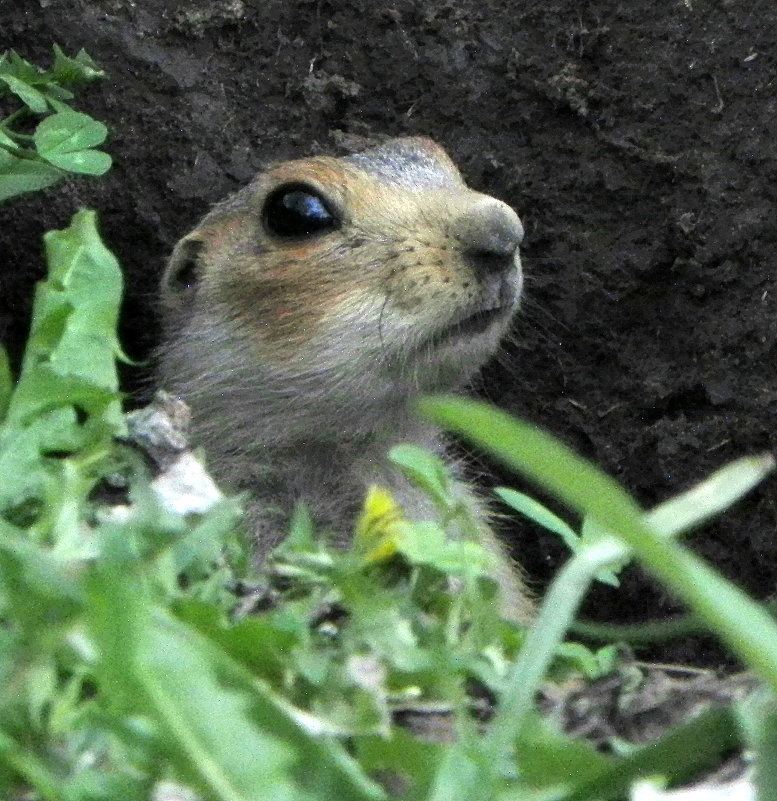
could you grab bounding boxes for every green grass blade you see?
[0,345,11,422]
[645,453,774,537]
[418,396,777,687]
[500,706,737,801]
[0,729,65,801]
[738,689,777,801]
[418,396,645,536]
[486,539,625,759]
[494,487,579,548]
[87,566,385,801]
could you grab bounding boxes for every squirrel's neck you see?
[192,379,444,470]
[160,312,454,545]
[191,388,445,554]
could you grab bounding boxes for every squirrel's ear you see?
[162,232,205,307]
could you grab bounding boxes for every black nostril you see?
[465,248,514,275]
[458,200,523,275]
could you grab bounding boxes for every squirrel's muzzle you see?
[457,199,524,277]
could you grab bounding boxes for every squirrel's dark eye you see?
[263,184,338,237]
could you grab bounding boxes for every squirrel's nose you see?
[457,200,524,275]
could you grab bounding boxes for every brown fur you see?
[158,137,533,621]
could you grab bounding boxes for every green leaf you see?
[48,145,111,175]
[0,528,84,634]
[397,519,495,577]
[0,51,46,87]
[494,487,579,548]
[0,346,10,422]
[175,601,301,687]
[513,713,612,790]
[0,74,48,112]
[42,96,72,114]
[737,688,777,801]
[428,739,491,801]
[87,570,299,801]
[355,727,445,801]
[645,453,775,537]
[34,110,111,175]
[9,209,124,426]
[553,641,619,680]
[389,444,452,512]
[0,409,78,510]
[282,503,318,551]
[50,45,105,85]
[88,568,385,801]
[0,211,125,509]
[557,706,739,801]
[0,128,18,149]
[0,148,64,202]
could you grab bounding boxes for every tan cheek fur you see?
[196,161,357,361]
[212,236,352,360]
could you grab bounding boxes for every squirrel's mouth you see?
[428,304,508,347]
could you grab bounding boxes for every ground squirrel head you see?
[159,137,523,438]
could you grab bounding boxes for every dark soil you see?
[3,0,777,661]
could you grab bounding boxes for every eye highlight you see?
[263,183,338,237]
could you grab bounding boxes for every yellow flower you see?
[354,485,408,564]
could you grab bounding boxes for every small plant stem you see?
[620,529,777,685]
[573,599,777,644]
[571,615,707,642]
[0,107,29,131]
[0,731,64,801]
[486,538,625,760]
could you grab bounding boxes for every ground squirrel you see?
[158,136,533,621]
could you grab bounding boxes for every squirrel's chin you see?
[431,307,506,344]
[377,312,510,391]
